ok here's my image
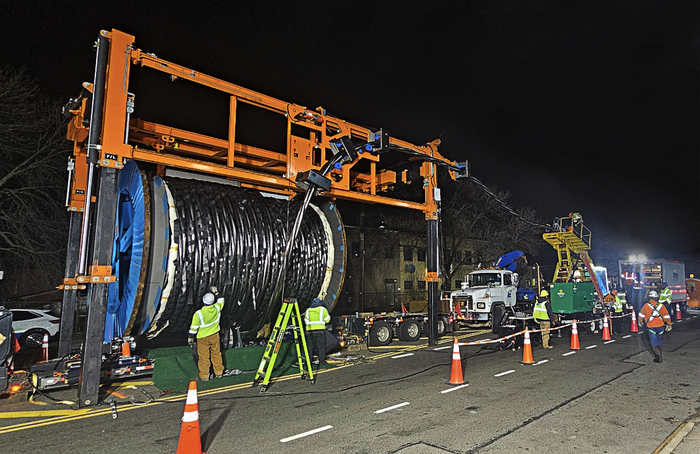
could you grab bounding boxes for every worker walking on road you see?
[638,290,672,363]
[612,290,624,334]
[304,297,331,366]
[533,289,555,349]
[189,286,226,381]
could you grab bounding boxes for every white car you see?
[10,309,60,348]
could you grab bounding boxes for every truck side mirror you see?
[513,273,519,286]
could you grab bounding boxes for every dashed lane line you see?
[391,353,414,359]
[494,370,515,377]
[280,425,333,443]
[586,345,598,349]
[374,402,410,414]
[441,384,470,394]
[562,351,576,356]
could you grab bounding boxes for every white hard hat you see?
[648,290,659,300]
[202,292,216,305]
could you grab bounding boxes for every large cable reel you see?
[105,160,346,344]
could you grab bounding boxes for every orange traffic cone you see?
[41,333,49,362]
[676,303,682,321]
[446,337,465,385]
[177,380,205,454]
[401,302,409,314]
[601,316,611,341]
[630,310,639,333]
[121,339,131,357]
[570,320,581,350]
[13,334,21,353]
[521,328,534,365]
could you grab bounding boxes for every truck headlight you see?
[477,302,486,309]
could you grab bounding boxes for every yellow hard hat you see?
[540,289,549,297]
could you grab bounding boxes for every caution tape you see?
[455,312,632,347]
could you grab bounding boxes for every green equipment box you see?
[550,282,596,314]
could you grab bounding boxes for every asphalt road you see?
[2,315,700,453]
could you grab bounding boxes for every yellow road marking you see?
[0,330,490,434]
[0,409,91,419]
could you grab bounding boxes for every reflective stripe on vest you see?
[305,306,330,331]
[533,300,549,322]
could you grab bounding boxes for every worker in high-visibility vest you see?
[533,289,555,349]
[304,298,331,366]
[611,290,624,334]
[638,290,672,363]
[189,286,226,381]
[659,281,673,317]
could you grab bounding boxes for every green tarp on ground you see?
[146,341,328,392]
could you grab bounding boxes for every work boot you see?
[652,348,662,363]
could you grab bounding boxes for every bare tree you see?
[0,66,70,297]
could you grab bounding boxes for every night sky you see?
[5,1,700,272]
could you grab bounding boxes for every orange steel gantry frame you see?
[64,29,460,406]
[66,29,457,221]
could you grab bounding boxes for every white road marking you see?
[623,335,631,339]
[375,402,410,414]
[391,353,414,359]
[494,370,515,377]
[586,345,598,349]
[280,425,333,443]
[441,384,470,393]
[604,340,616,344]
[562,351,576,356]
[434,345,452,351]
[534,359,549,366]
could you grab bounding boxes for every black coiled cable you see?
[154,179,329,340]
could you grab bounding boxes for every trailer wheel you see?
[369,322,393,346]
[437,316,448,336]
[492,305,507,334]
[398,319,422,342]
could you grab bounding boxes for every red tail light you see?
[50,320,60,324]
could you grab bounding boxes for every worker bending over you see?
[533,289,555,349]
[304,298,331,366]
[189,286,226,381]
[638,290,672,363]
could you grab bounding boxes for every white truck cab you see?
[450,269,518,325]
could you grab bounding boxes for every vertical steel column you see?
[77,34,109,275]
[58,211,82,357]
[78,167,119,407]
[427,218,439,346]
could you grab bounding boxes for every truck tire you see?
[437,316,448,336]
[492,305,506,334]
[398,319,422,342]
[369,322,393,346]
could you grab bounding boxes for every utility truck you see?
[449,251,538,334]
[619,259,687,313]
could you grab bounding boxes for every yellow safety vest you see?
[659,287,672,304]
[613,296,623,313]
[189,298,225,339]
[533,300,549,322]
[304,306,330,331]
